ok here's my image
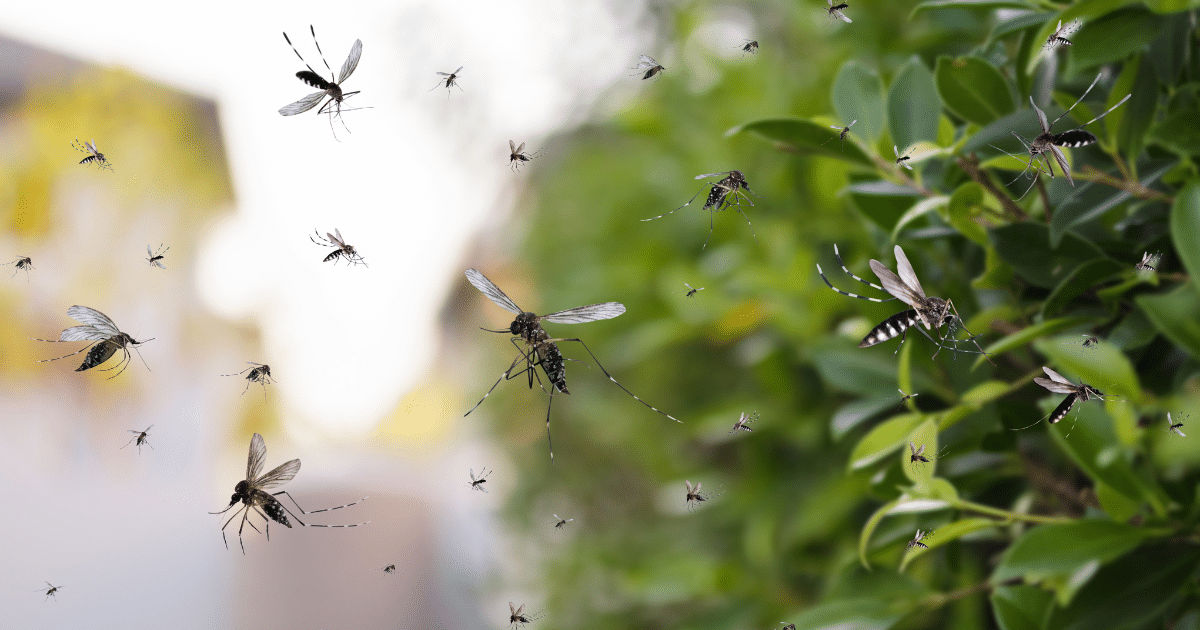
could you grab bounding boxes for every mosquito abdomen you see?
[77,340,118,371]
[296,71,333,91]
[858,310,920,348]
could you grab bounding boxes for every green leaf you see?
[859,496,902,568]
[848,413,925,470]
[989,223,1105,288]
[1034,338,1141,403]
[889,56,941,151]
[1137,282,1200,359]
[1104,55,1157,163]
[891,195,950,240]
[1149,107,1200,156]
[991,585,1054,630]
[1170,180,1200,292]
[947,183,992,246]
[934,56,1015,125]
[831,396,902,441]
[1049,159,1175,247]
[1149,12,1191,85]
[1068,7,1165,70]
[832,61,886,143]
[1143,0,1200,13]
[1039,258,1124,317]
[727,118,873,167]
[911,0,1032,17]
[960,380,1013,408]
[786,597,907,630]
[903,419,941,487]
[900,517,997,571]
[973,316,1095,369]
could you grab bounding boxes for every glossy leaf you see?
[1104,55,1156,163]
[911,0,1032,16]
[727,118,873,166]
[991,585,1054,630]
[1149,108,1200,156]
[889,56,941,152]
[989,222,1105,288]
[1068,7,1165,70]
[786,597,908,630]
[1039,258,1123,317]
[849,413,925,470]
[1170,180,1200,291]
[832,61,886,143]
[973,316,1095,369]
[1137,282,1200,359]
[900,517,996,571]
[934,56,1015,125]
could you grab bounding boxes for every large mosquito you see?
[469,467,491,492]
[463,269,679,461]
[430,66,463,94]
[827,0,852,23]
[72,138,112,171]
[209,433,368,554]
[643,170,759,250]
[633,55,665,80]
[1166,412,1187,437]
[816,245,992,361]
[146,244,168,269]
[33,305,152,379]
[310,228,366,266]
[1016,366,1109,433]
[279,26,365,139]
[508,140,542,172]
[821,120,856,151]
[1045,19,1081,50]
[222,362,274,396]
[40,582,63,602]
[4,255,33,280]
[121,425,154,455]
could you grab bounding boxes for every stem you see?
[953,499,1074,524]
[1076,165,1174,203]
[920,581,994,608]
[868,152,935,197]
[957,155,1028,221]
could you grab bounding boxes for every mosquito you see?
[553,514,574,529]
[898,389,919,408]
[1045,19,1081,50]
[463,269,679,461]
[382,564,396,574]
[816,245,992,361]
[121,425,154,455]
[684,479,723,511]
[279,25,365,140]
[643,170,759,250]
[1067,334,1100,348]
[779,624,796,630]
[741,40,759,56]
[894,145,914,170]
[684,283,705,297]
[821,119,856,151]
[430,66,464,94]
[508,602,543,629]
[310,228,366,266]
[1163,412,1187,437]
[222,362,274,396]
[907,441,949,476]
[508,140,542,172]
[39,582,62,602]
[33,305,152,379]
[906,529,933,550]
[469,467,491,492]
[1135,251,1161,272]
[1012,366,1109,434]
[146,244,168,269]
[4,256,33,280]
[827,0,852,23]
[72,138,112,171]
[209,433,368,554]
[730,411,758,433]
[633,55,665,80]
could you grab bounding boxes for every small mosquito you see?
[4,256,33,280]
[382,564,397,574]
[279,26,365,139]
[821,120,856,151]
[827,0,852,23]
[33,305,152,379]
[39,582,62,602]
[1068,334,1100,349]
[1166,412,1187,437]
[684,283,705,297]
[430,66,464,94]
[209,433,368,554]
[684,479,723,511]
[146,244,168,269]
[1045,19,1081,50]
[469,467,491,492]
[906,529,933,550]
[893,145,914,170]
[1013,366,1109,434]
[907,441,948,475]
[730,411,758,433]
[508,140,542,172]
[1135,251,1161,272]
[741,40,759,56]
[898,389,919,407]
[816,245,992,361]
[643,170,759,250]
[121,425,154,455]
[72,138,112,171]
[779,624,796,630]
[222,362,274,396]
[463,269,679,461]
[633,55,665,80]
[508,602,542,629]
[553,514,574,528]
[310,228,366,266]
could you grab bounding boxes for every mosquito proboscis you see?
[430,66,463,94]
[508,140,543,171]
[1010,366,1110,436]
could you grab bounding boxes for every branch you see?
[957,155,1028,221]
[1076,165,1174,203]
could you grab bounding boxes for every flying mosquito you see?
[4,255,33,280]
[553,514,574,528]
[310,228,366,266]
[39,582,62,602]
[146,244,168,269]
[684,283,705,297]
[33,305,152,379]
[430,66,464,93]
[279,25,365,139]
[508,602,542,629]
[684,479,723,511]
[209,433,368,554]
[72,138,112,171]
[741,40,759,56]
[121,425,154,455]
[1135,251,1161,272]
[906,529,933,550]
[633,55,665,80]
[1024,366,1108,430]
[816,245,992,361]
[821,120,856,151]
[508,140,542,171]
[730,411,758,433]
[382,564,396,574]
[996,73,1131,199]
[827,0,852,23]
[1045,19,1081,50]
[898,389,919,407]
[469,467,491,492]
[643,170,759,250]
[907,441,948,474]
[893,145,913,170]
[222,362,274,396]
[463,268,679,461]
[1067,334,1100,349]
[780,624,796,630]
[1166,412,1188,437]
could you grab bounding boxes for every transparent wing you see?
[1029,96,1051,133]
[88,139,99,153]
[834,10,852,22]
[893,145,901,158]
[59,325,110,342]
[848,119,857,127]
[509,140,516,153]
[153,260,166,269]
[685,480,694,493]
[635,55,658,68]
[329,230,346,247]
[515,141,525,154]
[1034,377,1077,394]
[464,268,522,314]
[892,246,926,299]
[67,305,121,336]
[830,125,842,130]
[279,91,327,116]
[337,39,362,83]
[1053,20,1063,36]
[1042,366,1073,384]
[247,432,267,481]
[147,245,154,256]
[695,172,730,179]
[868,259,921,306]
[255,458,301,489]
[1048,146,1073,186]
[436,72,450,77]
[541,302,626,324]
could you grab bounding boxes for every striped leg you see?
[551,337,681,424]
[273,491,369,528]
[816,245,898,303]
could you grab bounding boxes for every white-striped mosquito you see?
[1013,366,1108,434]
[906,529,933,550]
[730,411,757,433]
[4,255,33,280]
[894,145,913,170]
[553,514,573,528]
[1045,19,1081,50]
[633,55,665,80]
[146,244,168,269]
[33,305,152,379]
[72,138,112,171]
[209,433,368,554]
[430,66,463,94]
[508,602,543,629]
[827,0,852,23]
[643,170,759,250]
[1135,251,1161,272]
[684,283,705,297]
[463,269,679,461]
[121,425,154,455]
[469,467,491,492]
[684,479,723,511]
[381,564,397,574]
[821,120,856,151]
[1166,412,1188,437]
[508,140,542,172]
[222,362,274,396]
[741,40,759,56]
[39,582,62,602]
[279,26,365,140]
[816,245,992,361]
[310,228,366,266]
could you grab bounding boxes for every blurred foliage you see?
[469,2,1200,629]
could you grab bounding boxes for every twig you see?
[957,155,1028,221]
[1076,165,1173,203]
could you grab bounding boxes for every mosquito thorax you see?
[511,312,541,337]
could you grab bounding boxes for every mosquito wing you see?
[509,139,516,153]
[255,458,301,489]
[695,172,731,179]
[329,229,346,247]
[465,269,523,314]
[1049,145,1073,186]
[1035,373,1078,394]
[833,9,852,22]
[246,432,267,481]
[868,259,922,306]
[514,141,526,155]
[337,39,363,84]
[66,306,122,337]
[88,139,99,154]
[847,119,857,128]
[635,55,658,69]
[892,246,926,299]
[541,301,626,324]
[911,442,924,457]
[685,480,694,494]
[279,91,328,116]
[1041,366,1074,385]
[1029,96,1051,133]
[152,260,166,269]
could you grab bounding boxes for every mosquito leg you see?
[545,389,556,461]
[274,490,368,516]
[642,186,705,222]
[31,340,98,363]
[702,209,716,250]
[464,352,529,417]
[553,338,681,423]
